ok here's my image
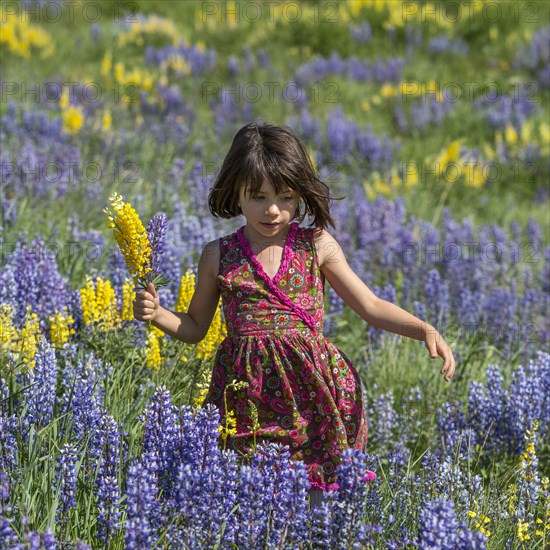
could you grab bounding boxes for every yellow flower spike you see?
[505,124,518,145]
[145,331,162,369]
[0,304,19,353]
[104,194,153,289]
[19,307,41,369]
[468,511,476,518]
[80,276,120,331]
[62,104,85,135]
[176,270,195,313]
[121,278,135,321]
[49,309,75,346]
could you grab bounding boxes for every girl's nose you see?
[266,203,280,215]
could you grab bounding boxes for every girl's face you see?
[239,182,299,240]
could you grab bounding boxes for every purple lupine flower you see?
[285,108,323,148]
[437,401,475,460]
[2,102,66,143]
[514,425,541,522]
[473,89,538,131]
[349,22,372,43]
[382,446,417,545]
[0,237,72,330]
[513,25,550,88]
[425,268,450,329]
[505,364,540,454]
[64,359,105,446]
[417,498,487,549]
[227,56,239,76]
[432,454,484,520]
[326,448,379,547]
[124,451,159,549]
[140,386,179,498]
[96,475,120,545]
[427,35,469,55]
[166,403,243,546]
[249,442,310,547]
[145,212,168,276]
[404,24,423,58]
[92,414,123,544]
[0,470,19,547]
[1,378,18,474]
[55,443,78,524]
[22,337,58,437]
[367,389,400,452]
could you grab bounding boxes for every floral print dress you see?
[202,221,376,490]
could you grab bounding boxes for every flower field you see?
[1,0,549,547]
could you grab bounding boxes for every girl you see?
[133,122,456,508]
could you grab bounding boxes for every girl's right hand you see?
[133,282,160,322]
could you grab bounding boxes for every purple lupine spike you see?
[424,269,450,329]
[0,413,18,474]
[124,451,159,549]
[146,212,168,276]
[92,414,123,544]
[22,337,58,437]
[427,35,469,55]
[140,386,179,497]
[416,498,487,549]
[96,475,121,545]
[0,470,19,546]
[245,442,310,547]
[64,359,104,446]
[327,448,375,548]
[349,21,372,43]
[55,443,78,525]
[170,444,241,547]
[1,237,72,330]
[367,390,400,451]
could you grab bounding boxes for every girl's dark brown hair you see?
[208,121,343,230]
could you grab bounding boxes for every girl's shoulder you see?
[304,226,327,267]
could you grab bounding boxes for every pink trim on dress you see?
[309,469,377,491]
[237,222,319,336]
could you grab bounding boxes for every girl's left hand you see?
[425,328,456,383]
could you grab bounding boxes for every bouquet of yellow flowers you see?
[104,192,170,290]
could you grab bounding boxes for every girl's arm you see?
[315,229,455,381]
[316,229,433,337]
[136,240,221,344]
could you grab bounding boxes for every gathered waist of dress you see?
[227,327,324,340]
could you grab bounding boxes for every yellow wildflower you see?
[196,305,226,360]
[102,109,112,132]
[193,366,213,409]
[62,104,85,135]
[518,519,530,541]
[505,124,518,146]
[104,193,152,288]
[101,50,112,77]
[20,307,41,369]
[80,276,120,330]
[380,83,397,98]
[0,6,55,58]
[437,139,462,171]
[0,304,19,353]
[219,380,249,447]
[49,309,75,346]
[121,278,135,321]
[145,331,162,369]
[175,270,195,312]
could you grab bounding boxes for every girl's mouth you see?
[261,222,280,228]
